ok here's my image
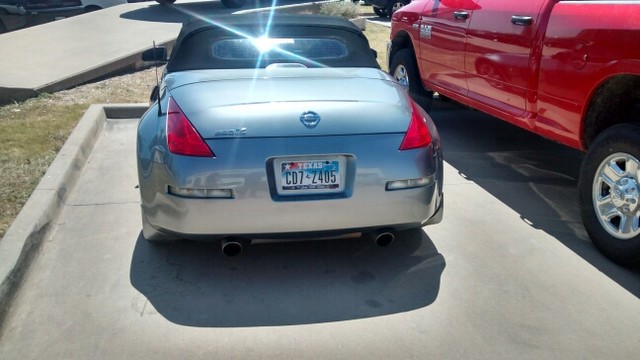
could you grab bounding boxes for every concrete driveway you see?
[0,98,638,359]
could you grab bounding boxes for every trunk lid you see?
[166,68,414,139]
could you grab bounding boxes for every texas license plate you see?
[278,159,342,194]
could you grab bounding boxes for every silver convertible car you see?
[137,14,443,256]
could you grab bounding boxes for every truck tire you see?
[390,48,433,111]
[386,0,409,16]
[579,123,640,266]
[221,0,246,8]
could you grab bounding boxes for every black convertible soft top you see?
[166,13,380,72]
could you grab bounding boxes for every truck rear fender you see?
[582,73,640,150]
[389,30,416,69]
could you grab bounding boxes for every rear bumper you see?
[138,126,444,241]
[423,193,443,226]
[141,180,441,240]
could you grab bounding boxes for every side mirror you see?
[142,47,168,63]
[371,48,378,59]
[149,85,160,103]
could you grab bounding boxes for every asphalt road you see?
[0,98,638,359]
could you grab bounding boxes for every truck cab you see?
[389,0,640,266]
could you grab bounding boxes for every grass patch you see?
[319,1,361,19]
[0,70,157,239]
[0,13,390,240]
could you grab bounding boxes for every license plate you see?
[276,157,344,195]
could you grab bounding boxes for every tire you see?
[386,0,409,16]
[155,0,176,4]
[373,6,388,18]
[579,123,640,266]
[221,0,246,9]
[389,48,433,111]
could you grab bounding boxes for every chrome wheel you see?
[386,0,409,16]
[593,153,640,239]
[390,1,405,13]
[389,48,433,111]
[393,65,409,88]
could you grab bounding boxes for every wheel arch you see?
[582,74,640,150]
[389,30,417,72]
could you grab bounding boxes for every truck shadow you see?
[429,97,640,297]
[129,230,445,327]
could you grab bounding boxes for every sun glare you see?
[251,37,294,53]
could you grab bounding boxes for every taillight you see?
[166,97,214,157]
[399,100,432,150]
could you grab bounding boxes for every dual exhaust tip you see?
[220,229,396,257]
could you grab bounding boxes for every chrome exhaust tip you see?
[374,230,395,247]
[221,237,248,257]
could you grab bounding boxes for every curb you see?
[0,104,148,330]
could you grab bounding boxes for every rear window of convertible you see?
[166,23,380,71]
[212,38,348,61]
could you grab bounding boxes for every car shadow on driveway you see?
[428,97,640,297]
[129,229,445,327]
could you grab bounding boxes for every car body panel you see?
[138,14,443,242]
[139,130,441,237]
[537,1,640,148]
[165,69,413,139]
[415,0,471,96]
[465,0,546,120]
[390,0,640,265]
[391,0,640,150]
[19,0,84,15]
[0,0,83,33]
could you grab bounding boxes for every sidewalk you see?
[0,3,184,104]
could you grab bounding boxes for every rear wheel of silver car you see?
[579,123,640,266]
[155,0,176,4]
[386,0,409,16]
[390,48,433,111]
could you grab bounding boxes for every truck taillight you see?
[166,97,214,157]
[399,100,432,150]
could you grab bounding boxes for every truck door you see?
[465,0,546,120]
[417,0,480,96]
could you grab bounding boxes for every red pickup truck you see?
[389,0,640,265]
